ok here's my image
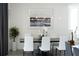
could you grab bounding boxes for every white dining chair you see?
[56,35,69,56]
[23,36,34,56]
[39,37,50,55]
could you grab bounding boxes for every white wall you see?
[8,3,69,50]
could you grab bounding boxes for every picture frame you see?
[30,17,51,27]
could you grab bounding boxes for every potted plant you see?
[9,27,19,51]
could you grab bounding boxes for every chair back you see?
[58,36,69,50]
[23,36,33,51]
[40,37,50,51]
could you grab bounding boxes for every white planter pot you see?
[12,42,16,51]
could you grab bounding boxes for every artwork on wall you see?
[30,17,51,27]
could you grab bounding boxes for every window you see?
[68,6,78,32]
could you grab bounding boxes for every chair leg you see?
[63,50,65,56]
[56,49,61,56]
[32,51,34,56]
[60,50,61,56]
[55,48,57,56]
[39,50,42,56]
[23,51,25,56]
[48,51,50,56]
[60,50,65,56]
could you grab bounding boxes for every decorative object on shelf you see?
[68,32,75,46]
[68,26,78,46]
[9,27,19,51]
[30,17,51,27]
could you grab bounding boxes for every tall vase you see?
[12,41,16,51]
[70,32,75,45]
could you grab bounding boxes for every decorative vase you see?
[12,41,16,51]
[68,32,75,46]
